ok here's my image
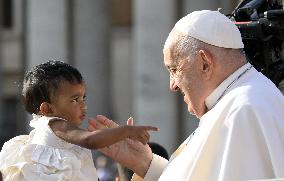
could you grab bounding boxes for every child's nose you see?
[81,101,87,111]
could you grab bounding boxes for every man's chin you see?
[187,107,195,115]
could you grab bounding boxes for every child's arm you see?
[49,119,158,149]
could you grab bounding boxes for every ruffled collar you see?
[29,114,48,129]
[29,115,77,149]
[29,114,66,129]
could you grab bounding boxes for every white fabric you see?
[205,63,252,110]
[143,154,168,181]
[0,116,98,181]
[145,63,284,181]
[174,10,244,49]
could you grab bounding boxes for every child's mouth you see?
[80,114,86,120]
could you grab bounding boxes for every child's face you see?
[50,81,87,125]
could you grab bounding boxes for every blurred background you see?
[0,0,240,180]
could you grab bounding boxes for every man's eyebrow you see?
[165,64,176,68]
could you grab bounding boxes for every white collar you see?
[29,114,66,129]
[205,62,252,110]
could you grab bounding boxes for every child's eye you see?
[71,98,79,102]
[71,96,86,103]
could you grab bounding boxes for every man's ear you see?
[198,49,213,79]
[40,102,53,116]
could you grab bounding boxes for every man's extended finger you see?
[96,115,118,128]
[88,118,106,130]
[87,123,95,132]
[88,118,96,127]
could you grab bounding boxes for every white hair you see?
[164,29,246,64]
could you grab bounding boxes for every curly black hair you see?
[22,60,84,114]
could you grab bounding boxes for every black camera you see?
[229,0,284,86]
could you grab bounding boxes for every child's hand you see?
[126,125,159,145]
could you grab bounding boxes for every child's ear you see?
[40,102,53,116]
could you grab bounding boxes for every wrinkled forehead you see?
[163,29,183,52]
[163,29,188,66]
[163,46,184,69]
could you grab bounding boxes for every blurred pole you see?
[73,0,112,118]
[20,0,27,132]
[132,0,178,153]
[24,0,70,131]
[0,0,3,146]
[25,0,69,69]
[279,0,284,95]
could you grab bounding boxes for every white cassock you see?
[143,63,284,181]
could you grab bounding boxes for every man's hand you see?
[88,115,153,178]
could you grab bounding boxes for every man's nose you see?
[170,78,179,92]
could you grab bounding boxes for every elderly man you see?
[89,10,284,180]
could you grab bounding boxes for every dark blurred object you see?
[229,0,284,86]
[0,171,2,181]
[148,142,169,160]
[0,0,13,29]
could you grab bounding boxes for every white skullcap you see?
[174,10,244,49]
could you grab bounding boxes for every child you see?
[0,60,158,181]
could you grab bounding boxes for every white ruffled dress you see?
[0,115,98,181]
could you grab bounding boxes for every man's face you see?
[164,46,206,118]
[49,81,87,125]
